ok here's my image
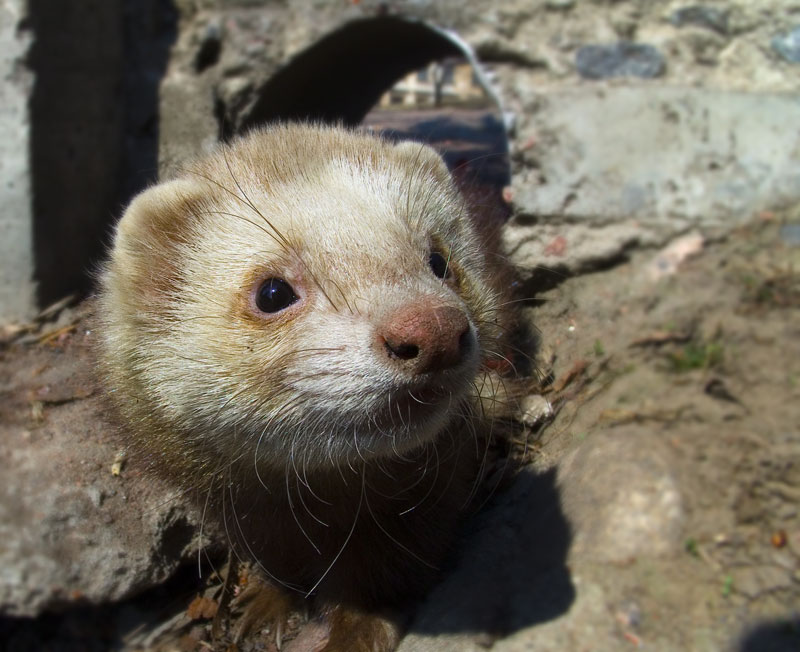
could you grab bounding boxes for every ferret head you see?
[99,125,506,477]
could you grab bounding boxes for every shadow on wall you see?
[28,0,177,307]
[235,16,463,135]
[233,15,511,222]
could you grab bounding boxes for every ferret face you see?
[100,125,504,472]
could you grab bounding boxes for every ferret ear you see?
[114,178,206,249]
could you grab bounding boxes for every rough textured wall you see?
[0,0,176,322]
[157,0,800,282]
[0,0,34,322]
[2,0,798,321]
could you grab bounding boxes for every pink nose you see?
[378,300,471,375]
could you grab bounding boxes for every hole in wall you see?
[232,16,510,220]
[362,56,510,222]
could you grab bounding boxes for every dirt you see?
[517,208,800,650]
[2,205,798,651]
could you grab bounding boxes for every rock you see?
[507,87,800,237]
[0,319,211,617]
[575,42,666,79]
[644,231,704,281]
[733,565,793,599]
[670,5,730,35]
[558,429,685,563]
[771,26,800,63]
[503,220,644,283]
[491,581,613,652]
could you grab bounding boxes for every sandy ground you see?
[515,209,800,651]
[1,110,799,650]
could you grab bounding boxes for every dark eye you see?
[429,251,451,279]
[255,278,297,313]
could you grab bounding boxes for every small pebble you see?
[545,0,575,9]
[779,224,800,246]
[576,42,666,79]
[670,5,729,35]
[771,26,800,63]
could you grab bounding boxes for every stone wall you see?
[2,0,799,320]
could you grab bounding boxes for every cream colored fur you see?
[98,124,504,479]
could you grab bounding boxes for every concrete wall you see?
[0,0,175,323]
[0,0,34,322]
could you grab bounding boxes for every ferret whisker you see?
[226,469,305,593]
[198,479,214,579]
[180,167,290,255]
[352,424,367,463]
[397,443,439,515]
[325,277,354,314]
[364,487,438,571]
[299,450,332,506]
[294,472,330,528]
[290,446,330,526]
[219,469,246,569]
[206,153,343,313]
[441,247,454,286]
[406,389,433,406]
[219,148,294,252]
[284,457,323,555]
[304,469,366,599]
[196,209,290,247]
[483,349,519,377]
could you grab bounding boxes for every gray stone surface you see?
[0,317,211,617]
[0,0,34,323]
[398,467,573,651]
[670,5,730,35]
[575,42,666,79]
[771,25,800,63]
[558,429,685,562]
[505,86,800,275]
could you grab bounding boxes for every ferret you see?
[98,124,520,651]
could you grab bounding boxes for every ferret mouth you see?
[374,380,464,428]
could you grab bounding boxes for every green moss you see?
[667,340,724,372]
[721,575,734,598]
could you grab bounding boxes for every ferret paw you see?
[229,576,298,648]
[319,606,402,652]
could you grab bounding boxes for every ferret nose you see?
[378,301,472,375]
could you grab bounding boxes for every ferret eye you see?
[256,278,297,313]
[429,251,451,279]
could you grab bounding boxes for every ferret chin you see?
[98,123,520,651]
